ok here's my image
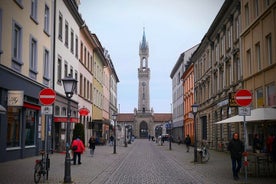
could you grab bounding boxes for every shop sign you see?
[8,90,24,106]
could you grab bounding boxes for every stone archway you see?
[139,121,148,138]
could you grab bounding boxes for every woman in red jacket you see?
[71,136,85,165]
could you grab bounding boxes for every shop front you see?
[0,67,47,162]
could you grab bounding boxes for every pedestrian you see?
[88,136,96,157]
[227,132,244,181]
[266,134,274,154]
[253,134,262,153]
[184,135,191,152]
[272,136,276,162]
[109,135,114,146]
[178,136,181,145]
[71,136,85,165]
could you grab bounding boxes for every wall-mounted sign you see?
[228,92,239,107]
[8,90,24,106]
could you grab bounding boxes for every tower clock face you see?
[142,82,146,86]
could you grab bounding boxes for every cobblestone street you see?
[0,139,275,184]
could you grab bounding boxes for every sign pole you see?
[243,115,248,183]
[235,89,252,183]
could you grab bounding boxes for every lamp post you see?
[124,123,127,147]
[169,121,172,150]
[112,114,117,154]
[191,103,199,163]
[62,76,78,183]
[169,103,172,150]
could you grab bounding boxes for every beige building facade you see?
[193,0,242,150]
[192,0,276,151]
[240,0,276,146]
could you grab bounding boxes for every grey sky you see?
[79,0,224,113]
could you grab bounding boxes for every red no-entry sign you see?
[39,88,56,105]
[235,89,252,107]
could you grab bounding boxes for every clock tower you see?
[138,28,150,113]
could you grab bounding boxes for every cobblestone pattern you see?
[103,140,203,184]
[0,140,275,184]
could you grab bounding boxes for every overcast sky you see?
[79,0,224,113]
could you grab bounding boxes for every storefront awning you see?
[0,105,6,114]
[215,108,276,124]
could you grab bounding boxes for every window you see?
[265,0,270,6]
[0,10,2,54]
[255,0,259,17]
[255,42,261,71]
[30,0,38,22]
[12,21,22,64]
[246,49,251,75]
[65,21,68,47]
[64,62,68,77]
[233,55,240,82]
[235,17,239,40]
[266,34,272,65]
[55,106,60,116]
[70,29,74,53]
[256,88,264,107]
[44,4,50,34]
[74,72,78,94]
[245,3,249,26]
[43,49,49,79]
[70,66,73,77]
[266,83,276,106]
[80,42,83,62]
[57,57,62,83]
[75,35,78,58]
[29,37,38,76]
[84,78,87,98]
[227,28,232,49]
[7,107,21,148]
[25,109,36,146]
[58,12,63,40]
[80,74,83,96]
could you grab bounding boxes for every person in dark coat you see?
[184,135,191,152]
[227,132,244,180]
[88,136,96,157]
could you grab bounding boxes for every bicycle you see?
[197,141,210,163]
[34,150,50,183]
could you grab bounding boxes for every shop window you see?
[7,107,21,148]
[25,109,36,146]
[266,83,275,106]
[256,88,264,107]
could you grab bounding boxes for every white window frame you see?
[44,4,50,34]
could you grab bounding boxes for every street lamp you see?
[62,76,78,183]
[191,103,199,163]
[169,121,172,150]
[112,114,117,154]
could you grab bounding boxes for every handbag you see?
[72,145,78,151]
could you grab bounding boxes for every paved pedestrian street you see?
[0,139,275,184]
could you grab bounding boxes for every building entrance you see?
[139,121,148,138]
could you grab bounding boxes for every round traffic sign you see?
[39,88,56,105]
[235,89,252,106]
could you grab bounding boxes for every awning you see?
[0,105,6,114]
[215,108,276,124]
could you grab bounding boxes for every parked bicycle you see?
[197,141,210,163]
[34,150,50,183]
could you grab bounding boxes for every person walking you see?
[71,136,85,165]
[253,134,262,153]
[109,135,114,146]
[184,135,191,152]
[88,136,96,157]
[227,132,244,180]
